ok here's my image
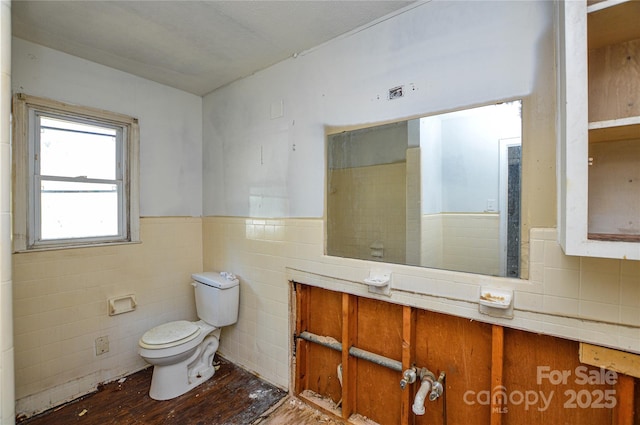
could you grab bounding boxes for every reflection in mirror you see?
[326,100,522,277]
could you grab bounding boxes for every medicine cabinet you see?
[557,0,640,259]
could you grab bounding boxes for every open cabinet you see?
[557,0,640,259]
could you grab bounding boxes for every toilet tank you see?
[191,272,239,327]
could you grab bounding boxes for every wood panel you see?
[342,293,358,419]
[414,310,493,425]
[588,39,640,122]
[615,374,634,425]
[355,360,403,425]
[580,342,640,378]
[307,285,343,339]
[587,1,640,49]
[356,297,403,359]
[295,282,310,394]
[304,285,343,404]
[294,284,638,425]
[401,306,416,425]
[355,297,404,424]
[635,377,640,425]
[491,325,504,425]
[503,329,613,425]
[307,344,343,404]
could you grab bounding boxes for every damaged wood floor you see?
[18,356,297,425]
[257,397,348,425]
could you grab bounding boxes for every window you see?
[13,94,139,250]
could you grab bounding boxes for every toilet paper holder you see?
[108,294,137,316]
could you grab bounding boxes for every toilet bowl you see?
[139,320,220,400]
[138,272,240,400]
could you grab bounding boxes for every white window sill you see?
[13,239,142,254]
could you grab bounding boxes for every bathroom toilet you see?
[138,272,239,400]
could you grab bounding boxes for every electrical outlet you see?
[95,336,109,355]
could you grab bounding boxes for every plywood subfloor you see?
[257,397,348,425]
[19,356,288,425]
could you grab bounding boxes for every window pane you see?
[39,116,118,180]
[40,180,119,240]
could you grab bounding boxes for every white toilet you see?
[138,271,239,400]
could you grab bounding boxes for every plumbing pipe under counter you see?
[401,366,446,416]
[412,369,435,415]
[297,331,402,371]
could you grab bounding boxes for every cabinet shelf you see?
[588,233,640,242]
[588,119,640,143]
[587,0,640,49]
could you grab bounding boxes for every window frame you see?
[12,94,140,251]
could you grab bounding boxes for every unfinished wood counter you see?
[292,282,638,425]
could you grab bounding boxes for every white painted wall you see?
[203,0,547,218]
[11,38,203,217]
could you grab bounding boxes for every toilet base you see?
[148,330,221,400]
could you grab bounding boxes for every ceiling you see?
[12,1,417,96]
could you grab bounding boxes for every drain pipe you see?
[297,331,402,372]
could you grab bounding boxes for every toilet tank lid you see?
[192,272,239,289]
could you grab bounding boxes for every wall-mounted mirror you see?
[326,100,522,277]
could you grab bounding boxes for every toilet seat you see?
[139,320,201,349]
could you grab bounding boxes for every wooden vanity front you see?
[293,282,638,425]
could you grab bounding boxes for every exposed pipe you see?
[298,331,342,351]
[413,379,432,415]
[412,368,436,416]
[336,363,343,407]
[298,331,447,417]
[430,371,445,401]
[297,331,402,372]
[400,367,417,389]
[349,346,402,372]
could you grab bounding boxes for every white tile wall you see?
[1,1,12,423]
[421,213,500,275]
[201,217,640,397]
[203,217,295,387]
[327,163,407,264]
[14,216,640,418]
[13,217,202,417]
